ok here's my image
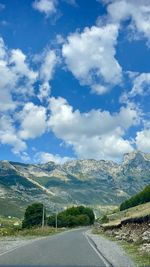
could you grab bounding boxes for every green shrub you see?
[100,215,109,224]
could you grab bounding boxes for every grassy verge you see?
[0,215,66,238]
[92,228,150,267]
[121,241,150,267]
[0,226,65,238]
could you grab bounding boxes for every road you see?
[0,228,107,266]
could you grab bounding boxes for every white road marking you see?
[84,231,113,267]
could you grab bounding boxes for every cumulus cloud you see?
[32,0,57,16]
[48,97,139,161]
[34,151,73,164]
[32,0,77,17]
[0,115,27,154]
[0,37,60,156]
[18,103,47,140]
[0,38,38,112]
[104,0,150,45]
[136,129,150,153]
[62,24,122,94]
[38,49,58,101]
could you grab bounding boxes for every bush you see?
[22,203,46,229]
[100,215,109,224]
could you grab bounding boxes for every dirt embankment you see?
[96,220,150,255]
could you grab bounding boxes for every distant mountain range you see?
[0,151,150,217]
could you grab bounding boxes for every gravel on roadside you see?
[0,236,40,255]
[86,230,136,267]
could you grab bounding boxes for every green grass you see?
[100,202,150,228]
[122,242,150,267]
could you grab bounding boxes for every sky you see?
[0,0,150,164]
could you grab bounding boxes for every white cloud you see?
[0,115,27,154]
[32,0,57,16]
[62,24,122,94]
[38,49,58,101]
[34,151,72,164]
[130,73,150,97]
[0,37,60,158]
[73,135,133,161]
[120,72,150,104]
[136,129,150,153]
[0,38,59,112]
[0,38,38,111]
[18,103,47,140]
[48,97,139,161]
[105,0,150,45]
[10,49,37,82]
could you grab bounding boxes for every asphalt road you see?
[0,228,106,267]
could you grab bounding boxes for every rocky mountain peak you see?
[123,151,145,165]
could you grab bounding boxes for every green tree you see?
[47,206,95,228]
[22,203,46,228]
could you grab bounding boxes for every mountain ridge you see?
[0,151,150,217]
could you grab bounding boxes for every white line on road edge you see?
[84,231,113,267]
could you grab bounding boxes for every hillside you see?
[98,183,150,228]
[120,183,150,211]
[99,202,150,228]
[0,151,150,217]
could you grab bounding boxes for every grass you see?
[0,215,21,227]
[100,202,150,228]
[16,226,65,237]
[121,241,150,267]
[0,216,65,237]
[0,225,65,237]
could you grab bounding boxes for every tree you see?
[47,206,95,228]
[22,203,46,229]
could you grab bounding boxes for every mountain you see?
[0,151,150,217]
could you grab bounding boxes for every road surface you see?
[0,228,107,266]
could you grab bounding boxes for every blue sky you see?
[0,0,150,164]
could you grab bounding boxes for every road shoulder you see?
[86,229,136,267]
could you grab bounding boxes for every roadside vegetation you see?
[94,187,150,267]
[22,203,94,229]
[120,183,150,211]
[122,241,150,267]
[0,203,95,237]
